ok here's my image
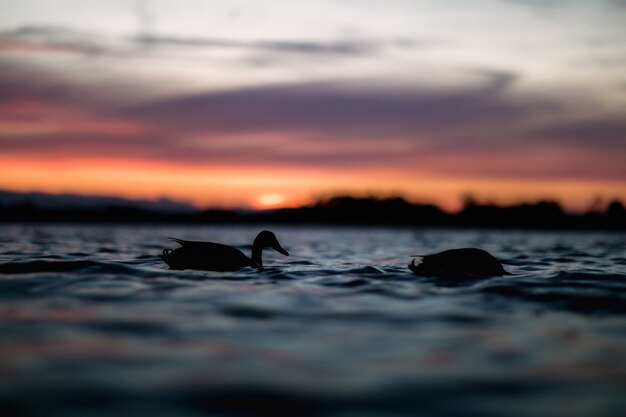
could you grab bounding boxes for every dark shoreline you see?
[2,196,624,231]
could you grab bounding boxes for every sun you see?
[257,193,286,208]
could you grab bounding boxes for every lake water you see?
[0,224,625,417]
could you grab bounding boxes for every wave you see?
[0,260,145,274]
[481,274,626,315]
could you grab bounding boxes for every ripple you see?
[221,305,278,320]
[481,283,626,315]
[348,266,386,274]
[0,260,102,274]
[0,260,138,275]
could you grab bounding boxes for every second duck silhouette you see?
[160,230,289,271]
[409,248,509,278]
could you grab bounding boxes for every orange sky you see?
[1,155,623,212]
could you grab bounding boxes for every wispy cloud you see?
[127,70,522,138]
[0,25,106,55]
[133,35,379,56]
[1,60,624,181]
[0,24,422,61]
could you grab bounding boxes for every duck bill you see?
[272,242,289,256]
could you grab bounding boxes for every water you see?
[0,224,625,417]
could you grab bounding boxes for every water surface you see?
[1,224,625,417]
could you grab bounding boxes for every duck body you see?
[161,240,256,271]
[160,230,288,272]
[409,248,509,278]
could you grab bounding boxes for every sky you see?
[0,0,625,211]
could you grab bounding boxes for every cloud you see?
[132,34,378,56]
[530,119,626,149]
[127,70,525,140]
[0,25,106,55]
[1,55,625,181]
[0,24,407,61]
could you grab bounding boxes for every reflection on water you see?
[0,224,625,417]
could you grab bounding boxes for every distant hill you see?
[0,191,624,230]
[0,190,197,214]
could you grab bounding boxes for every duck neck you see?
[251,246,263,267]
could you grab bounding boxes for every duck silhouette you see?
[409,248,509,278]
[160,230,289,271]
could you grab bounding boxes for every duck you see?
[160,230,289,271]
[409,248,509,278]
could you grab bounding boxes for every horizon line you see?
[1,188,624,215]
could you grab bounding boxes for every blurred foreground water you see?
[0,224,625,417]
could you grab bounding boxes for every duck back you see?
[160,241,255,271]
[410,248,508,278]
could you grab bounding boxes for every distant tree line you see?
[1,195,625,230]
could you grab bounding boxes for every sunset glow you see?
[256,194,286,209]
[1,0,625,212]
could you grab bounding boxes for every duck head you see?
[251,230,289,267]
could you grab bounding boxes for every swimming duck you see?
[160,230,289,271]
[409,248,509,278]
